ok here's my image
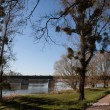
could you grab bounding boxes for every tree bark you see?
[0,70,3,100]
[0,88,2,100]
[79,47,86,100]
[79,70,85,100]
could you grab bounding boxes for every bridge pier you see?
[48,79,55,93]
[21,79,29,85]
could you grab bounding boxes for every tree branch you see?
[26,0,40,19]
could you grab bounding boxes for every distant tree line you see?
[4,70,23,76]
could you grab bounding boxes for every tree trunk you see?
[73,80,77,90]
[106,81,108,87]
[0,70,3,100]
[103,80,106,88]
[79,72,85,100]
[0,88,2,100]
[91,83,95,88]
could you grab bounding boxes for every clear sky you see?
[10,0,70,75]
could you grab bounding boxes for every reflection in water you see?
[3,82,49,96]
[3,82,72,96]
[21,85,28,90]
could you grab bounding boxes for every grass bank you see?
[0,88,109,110]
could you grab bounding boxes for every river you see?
[3,82,71,96]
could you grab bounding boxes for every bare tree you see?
[32,0,110,100]
[0,0,41,100]
[86,53,101,88]
[54,55,79,90]
[0,0,25,100]
[86,51,110,88]
[86,60,97,88]
[95,52,110,88]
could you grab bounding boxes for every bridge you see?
[2,75,55,92]
[3,75,54,79]
[3,75,110,80]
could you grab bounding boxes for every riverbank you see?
[0,88,110,110]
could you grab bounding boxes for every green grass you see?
[0,88,110,110]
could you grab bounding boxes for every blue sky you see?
[10,0,69,75]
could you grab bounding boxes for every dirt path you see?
[86,94,110,110]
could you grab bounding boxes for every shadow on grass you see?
[1,88,109,110]
[0,97,80,110]
[86,88,102,91]
[104,90,110,94]
[0,97,62,110]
